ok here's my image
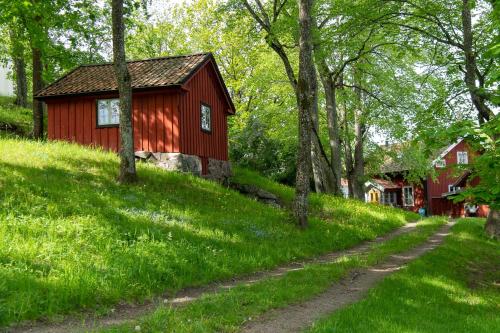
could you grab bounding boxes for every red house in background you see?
[366,139,489,218]
[426,139,488,217]
[35,53,235,177]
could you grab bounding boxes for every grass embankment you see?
[99,217,446,333]
[0,96,33,137]
[0,139,417,326]
[233,166,416,223]
[307,218,500,333]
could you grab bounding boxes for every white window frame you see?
[435,158,446,168]
[457,151,468,164]
[448,184,455,193]
[382,191,396,206]
[403,186,414,207]
[200,102,212,132]
[97,98,120,127]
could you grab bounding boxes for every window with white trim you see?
[457,151,468,164]
[448,185,461,193]
[200,103,211,132]
[403,186,414,206]
[435,158,446,168]
[383,192,397,206]
[97,99,120,126]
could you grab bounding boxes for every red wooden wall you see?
[179,61,229,162]
[46,90,181,154]
[46,61,232,166]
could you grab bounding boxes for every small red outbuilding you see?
[35,53,235,175]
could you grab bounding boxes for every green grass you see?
[0,96,33,137]
[0,138,417,327]
[232,166,418,224]
[306,218,500,333]
[98,217,446,333]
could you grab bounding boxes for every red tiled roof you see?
[35,53,211,98]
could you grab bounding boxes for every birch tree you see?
[112,0,137,183]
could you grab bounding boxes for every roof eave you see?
[35,84,184,100]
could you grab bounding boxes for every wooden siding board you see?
[165,94,172,151]
[133,97,140,151]
[156,94,164,152]
[140,95,146,151]
[68,102,75,141]
[47,103,55,140]
[75,101,84,143]
[54,102,61,139]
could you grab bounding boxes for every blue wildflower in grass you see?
[247,225,269,239]
[120,207,184,225]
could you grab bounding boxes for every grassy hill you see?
[0,112,417,326]
[0,96,33,137]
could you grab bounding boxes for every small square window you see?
[435,159,446,168]
[457,151,468,164]
[200,103,211,132]
[97,99,120,127]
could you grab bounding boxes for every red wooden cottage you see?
[366,139,489,218]
[35,53,235,177]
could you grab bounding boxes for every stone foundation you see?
[204,158,232,184]
[135,151,231,183]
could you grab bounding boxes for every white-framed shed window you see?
[403,186,414,206]
[97,99,120,127]
[457,151,468,164]
[200,103,212,132]
[435,158,446,168]
[383,192,397,205]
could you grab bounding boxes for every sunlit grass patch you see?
[0,96,33,136]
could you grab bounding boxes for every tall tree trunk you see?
[32,47,44,139]
[352,106,365,200]
[461,0,494,124]
[294,0,315,228]
[485,209,500,239]
[270,41,334,195]
[341,101,355,199]
[318,65,342,195]
[112,0,137,183]
[310,75,336,193]
[9,28,28,108]
[351,70,366,200]
[14,56,28,108]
